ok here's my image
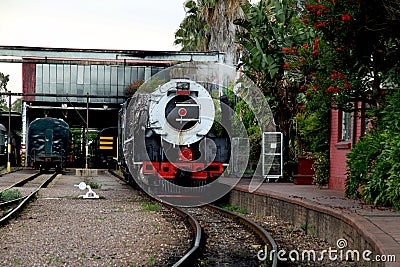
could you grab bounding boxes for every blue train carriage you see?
[27,117,72,172]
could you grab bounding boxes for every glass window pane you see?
[124,67,131,85]
[36,64,43,91]
[42,83,50,101]
[50,65,56,83]
[57,65,64,83]
[118,85,124,96]
[104,66,111,84]
[63,65,70,84]
[97,84,105,95]
[98,66,105,86]
[70,81,77,102]
[91,66,98,84]
[138,67,145,80]
[83,84,90,94]
[111,85,117,96]
[111,66,118,85]
[56,83,64,101]
[77,66,84,85]
[77,85,83,96]
[118,66,125,86]
[341,111,351,141]
[91,84,97,96]
[43,64,49,83]
[130,67,138,81]
[84,66,90,84]
[70,65,77,85]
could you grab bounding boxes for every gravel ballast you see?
[1,170,361,266]
[0,174,191,266]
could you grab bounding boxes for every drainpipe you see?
[352,101,357,147]
[7,92,11,172]
[86,93,89,169]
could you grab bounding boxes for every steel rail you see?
[108,169,279,266]
[204,204,278,267]
[205,204,278,267]
[0,172,41,195]
[0,196,27,209]
[165,202,202,267]
[0,172,59,226]
[107,170,203,267]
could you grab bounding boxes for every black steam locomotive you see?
[121,79,231,188]
[27,117,72,172]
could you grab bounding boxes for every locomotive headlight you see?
[176,82,190,90]
[148,79,215,146]
[176,82,190,95]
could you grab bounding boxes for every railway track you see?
[180,204,277,267]
[0,171,58,226]
[108,170,278,266]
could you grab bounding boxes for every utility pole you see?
[85,93,89,169]
[7,92,11,172]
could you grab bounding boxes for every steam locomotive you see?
[121,79,231,188]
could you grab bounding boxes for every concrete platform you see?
[74,168,110,177]
[222,178,400,267]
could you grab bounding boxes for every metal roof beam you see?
[0,45,224,63]
[0,92,125,99]
[27,105,119,111]
[0,57,174,66]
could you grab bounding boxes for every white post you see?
[21,101,27,166]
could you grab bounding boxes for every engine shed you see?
[0,46,225,167]
[22,60,170,129]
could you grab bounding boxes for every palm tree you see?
[174,0,209,51]
[175,0,246,64]
[202,0,246,64]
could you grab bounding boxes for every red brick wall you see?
[329,109,349,190]
[329,104,364,191]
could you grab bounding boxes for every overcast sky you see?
[0,0,187,94]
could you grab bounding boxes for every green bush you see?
[310,151,329,187]
[346,131,384,198]
[346,88,400,209]
[0,189,23,202]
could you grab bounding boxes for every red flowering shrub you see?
[301,0,361,48]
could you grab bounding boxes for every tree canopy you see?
[174,0,400,195]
